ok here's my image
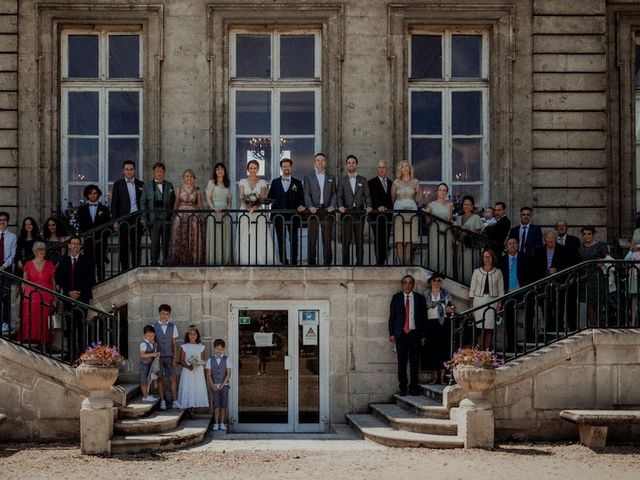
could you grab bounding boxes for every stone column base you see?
[80,404,113,455]
[578,424,608,449]
[452,407,494,449]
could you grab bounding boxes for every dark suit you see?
[557,234,580,267]
[111,178,144,271]
[77,203,111,281]
[389,290,427,393]
[485,216,511,254]
[56,254,94,360]
[337,174,372,265]
[532,244,569,281]
[303,171,337,265]
[498,252,531,353]
[508,224,543,257]
[139,180,176,265]
[268,177,305,265]
[368,176,394,265]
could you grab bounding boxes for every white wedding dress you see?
[237,178,274,265]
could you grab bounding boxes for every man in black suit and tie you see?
[389,275,426,396]
[555,220,580,267]
[55,236,94,360]
[303,153,337,265]
[498,238,531,352]
[140,162,176,265]
[268,158,305,265]
[508,206,543,257]
[337,155,372,266]
[485,201,511,255]
[77,184,111,282]
[111,160,144,272]
[368,161,394,265]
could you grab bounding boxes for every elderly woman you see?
[19,241,56,344]
[469,248,504,350]
[390,161,422,265]
[169,169,204,265]
[423,272,455,384]
[576,226,609,326]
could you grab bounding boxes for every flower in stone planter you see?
[76,342,126,368]
[444,346,503,370]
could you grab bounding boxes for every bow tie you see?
[282,178,290,182]
[214,355,223,359]
[89,203,98,207]
[349,175,357,179]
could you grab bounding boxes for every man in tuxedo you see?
[508,206,543,257]
[268,158,305,265]
[498,238,531,352]
[0,211,17,335]
[555,220,580,267]
[485,201,511,255]
[55,236,94,360]
[389,275,426,396]
[140,162,175,265]
[303,153,337,265]
[111,160,144,271]
[368,161,394,265]
[77,184,111,282]
[337,155,372,266]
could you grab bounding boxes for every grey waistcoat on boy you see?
[210,355,228,383]
[154,321,174,357]
[140,340,157,365]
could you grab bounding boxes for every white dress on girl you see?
[177,343,209,408]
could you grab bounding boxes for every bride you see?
[237,159,274,265]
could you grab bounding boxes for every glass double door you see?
[229,301,328,432]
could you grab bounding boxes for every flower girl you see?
[177,325,209,416]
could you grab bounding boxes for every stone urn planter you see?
[452,366,496,410]
[75,362,119,409]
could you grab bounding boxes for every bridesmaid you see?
[391,161,422,265]
[425,183,454,277]
[205,163,232,265]
[454,195,483,284]
[168,169,204,265]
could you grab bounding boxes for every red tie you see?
[71,257,77,289]
[404,295,410,334]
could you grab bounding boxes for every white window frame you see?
[60,29,144,205]
[408,29,490,204]
[635,37,640,210]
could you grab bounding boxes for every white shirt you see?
[205,356,233,369]
[139,340,156,352]
[126,179,138,212]
[155,181,164,194]
[315,170,326,204]
[404,291,416,330]
[281,176,291,193]
[0,229,17,269]
[349,174,357,194]
[88,203,98,222]
[157,321,179,338]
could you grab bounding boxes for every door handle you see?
[284,355,291,371]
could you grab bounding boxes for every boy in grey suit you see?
[140,162,176,265]
[303,153,337,265]
[337,155,372,265]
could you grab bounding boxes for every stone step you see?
[370,403,457,435]
[111,383,141,409]
[393,394,450,419]
[346,414,463,449]
[420,383,446,402]
[110,415,212,454]
[114,410,185,435]
[119,396,158,419]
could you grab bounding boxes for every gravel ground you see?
[1,441,640,480]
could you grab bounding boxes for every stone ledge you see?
[560,410,640,425]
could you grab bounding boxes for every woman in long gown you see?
[454,195,483,284]
[206,163,232,265]
[423,272,455,384]
[576,226,609,326]
[168,169,204,265]
[237,160,274,265]
[19,242,55,344]
[391,161,422,265]
[426,183,454,277]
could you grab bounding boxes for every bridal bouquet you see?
[241,192,273,209]
[188,356,204,368]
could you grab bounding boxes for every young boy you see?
[481,207,497,229]
[154,304,180,410]
[139,324,160,402]
[205,338,231,431]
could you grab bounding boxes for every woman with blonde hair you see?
[391,161,422,265]
[169,169,204,265]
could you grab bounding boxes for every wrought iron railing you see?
[450,259,640,362]
[0,269,120,365]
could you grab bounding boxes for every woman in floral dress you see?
[169,169,204,265]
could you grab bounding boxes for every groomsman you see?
[77,184,111,282]
[337,155,372,265]
[140,162,175,265]
[368,160,394,265]
[0,211,17,336]
[508,206,543,257]
[111,160,144,271]
[268,158,305,265]
[304,153,337,266]
[555,220,580,267]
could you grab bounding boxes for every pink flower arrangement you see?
[77,342,125,368]
[445,346,503,370]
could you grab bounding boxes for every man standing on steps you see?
[389,274,426,396]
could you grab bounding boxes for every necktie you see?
[0,232,4,266]
[520,226,528,252]
[404,295,410,334]
[382,178,387,193]
[509,257,518,291]
[71,257,77,289]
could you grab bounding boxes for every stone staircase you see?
[346,383,464,448]
[110,384,212,454]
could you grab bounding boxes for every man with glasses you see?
[508,206,543,257]
[0,212,17,335]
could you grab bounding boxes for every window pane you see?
[452,35,482,78]
[236,137,271,180]
[109,91,140,135]
[411,91,442,135]
[452,91,482,135]
[109,139,139,182]
[68,138,99,182]
[452,138,482,182]
[411,35,442,79]
[67,185,88,205]
[411,138,442,182]
[236,91,271,135]
[280,35,315,78]
[279,137,315,180]
[68,92,99,135]
[451,184,483,207]
[236,35,271,78]
[109,35,140,78]
[68,35,99,78]
[281,91,315,135]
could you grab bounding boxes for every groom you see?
[268,158,305,265]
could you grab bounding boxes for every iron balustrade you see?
[450,259,640,363]
[0,269,120,365]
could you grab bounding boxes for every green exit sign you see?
[239,316,251,325]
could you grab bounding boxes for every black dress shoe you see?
[398,389,408,396]
[409,387,420,396]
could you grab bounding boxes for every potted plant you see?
[75,343,125,409]
[445,347,502,409]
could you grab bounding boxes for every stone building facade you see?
[1,0,640,240]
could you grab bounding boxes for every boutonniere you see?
[292,184,298,192]
[357,182,363,188]
[97,210,104,217]
[328,178,333,183]
[137,186,143,191]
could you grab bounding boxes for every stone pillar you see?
[451,366,496,449]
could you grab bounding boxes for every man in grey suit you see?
[140,162,176,265]
[337,155,372,265]
[303,153,337,265]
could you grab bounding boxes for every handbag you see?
[48,312,62,330]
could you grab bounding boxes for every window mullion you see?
[101,87,109,196]
[443,88,452,187]
[273,88,280,178]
